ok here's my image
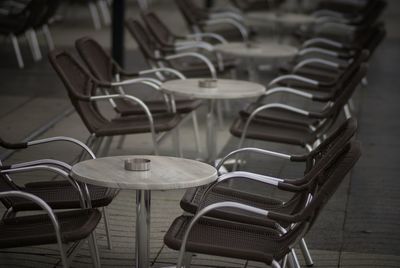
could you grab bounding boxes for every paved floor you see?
[0,1,400,267]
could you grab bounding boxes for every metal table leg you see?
[136,190,151,268]
[206,99,217,164]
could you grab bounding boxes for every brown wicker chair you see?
[0,190,101,268]
[230,63,367,152]
[48,49,182,155]
[126,19,222,79]
[174,0,251,42]
[140,11,237,74]
[180,118,357,267]
[164,140,361,268]
[0,135,118,250]
[75,36,203,155]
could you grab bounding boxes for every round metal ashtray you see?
[124,158,151,171]
[198,79,218,88]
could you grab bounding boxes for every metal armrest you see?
[237,103,317,151]
[176,201,285,268]
[293,58,341,73]
[5,159,72,171]
[0,165,87,208]
[175,40,215,51]
[302,37,344,49]
[165,52,217,79]
[297,47,340,58]
[312,9,346,19]
[139,67,186,80]
[217,147,293,171]
[209,11,245,22]
[265,87,315,100]
[186,32,228,44]
[0,191,67,267]
[90,94,159,154]
[268,75,320,88]
[110,77,162,87]
[27,136,95,159]
[202,18,249,42]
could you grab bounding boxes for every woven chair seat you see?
[165,215,286,265]
[230,116,317,147]
[8,180,118,211]
[0,208,101,248]
[239,104,320,128]
[91,113,181,137]
[180,184,305,228]
[116,99,202,116]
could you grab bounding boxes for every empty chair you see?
[140,11,237,74]
[230,63,367,152]
[174,0,251,42]
[49,49,182,155]
[180,118,357,267]
[0,135,118,249]
[165,141,361,267]
[126,19,222,79]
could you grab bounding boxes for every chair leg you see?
[88,233,102,268]
[88,1,102,30]
[117,135,126,149]
[10,34,24,68]
[25,29,42,61]
[191,111,202,157]
[42,24,55,50]
[343,104,352,119]
[93,137,105,156]
[100,136,113,157]
[102,207,113,250]
[58,244,69,268]
[183,253,193,268]
[288,249,301,268]
[78,134,96,161]
[172,127,183,157]
[217,100,224,128]
[271,260,282,268]
[97,0,111,25]
[300,238,314,266]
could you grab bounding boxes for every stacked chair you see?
[0,0,60,68]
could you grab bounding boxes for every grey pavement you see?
[0,0,399,267]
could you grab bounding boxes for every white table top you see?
[162,78,265,100]
[215,42,298,60]
[71,155,218,190]
[246,12,316,27]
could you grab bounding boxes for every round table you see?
[162,78,266,163]
[71,155,217,268]
[215,42,298,80]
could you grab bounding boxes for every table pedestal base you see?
[136,189,151,268]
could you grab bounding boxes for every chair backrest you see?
[141,12,175,47]
[274,118,357,221]
[327,63,368,117]
[0,160,21,209]
[33,0,61,28]
[48,49,107,134]
[174,0,207,29]
[305,141,361,229]
[282,141,361,250]
[125,19,160,62]
[75,37,115,83]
